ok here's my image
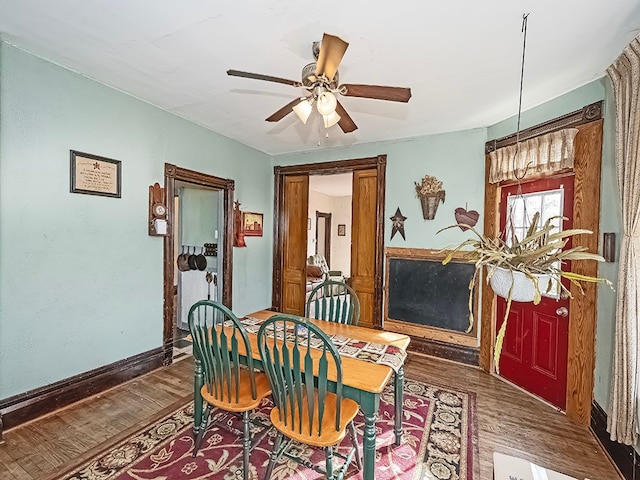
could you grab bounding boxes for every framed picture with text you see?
[70,150,121,198]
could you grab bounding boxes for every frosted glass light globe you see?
[316,91,337,116]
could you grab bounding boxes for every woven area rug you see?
[56,379,477,480]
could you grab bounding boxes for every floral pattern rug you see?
[56,380,477,480]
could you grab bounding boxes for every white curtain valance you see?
[488,128,579,184]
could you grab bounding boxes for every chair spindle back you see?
[257,314,344,436]
[306,280,360,326]
[188,300,257,404]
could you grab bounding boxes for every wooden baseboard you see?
[407,335,479,366]
[590,400,640,480]
[0,347,166,439]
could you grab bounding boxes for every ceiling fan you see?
[227,33,412,133]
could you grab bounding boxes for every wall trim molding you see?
[590,400,640,480]
[0,347,164,441]
[407,336,479,366]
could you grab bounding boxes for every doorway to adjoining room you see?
[172,181,225,361]
[162,163,234,366]
[307,173,353,288]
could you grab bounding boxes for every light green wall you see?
[489,78,620,410]
[0,43,273,399]
[596,79,621,411]
[180,187,219,248]
[274,129,487,251]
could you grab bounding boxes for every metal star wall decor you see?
[390,207,407,240]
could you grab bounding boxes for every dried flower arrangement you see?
[414,175,444,196]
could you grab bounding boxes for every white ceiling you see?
[310,173,353,197]
[1,1,639,156]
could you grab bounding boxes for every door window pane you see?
[506,187,564,243]
[505,187,565,299]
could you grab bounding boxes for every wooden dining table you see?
[192,309,411,480]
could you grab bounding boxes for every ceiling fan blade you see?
[341,84,412,103]
[227,69,301,87]
[315,33,349,82]
[265,98,301,122]
[335,100,358,133]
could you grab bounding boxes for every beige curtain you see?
[488,128,578,183]
[607,34,640,446]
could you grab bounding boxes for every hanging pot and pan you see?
[188,247,199,270]
[177,247,190,272]
[196,247,207,271]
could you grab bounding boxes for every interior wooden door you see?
[281,175,309,315]
[351,168,378,328]
[496,176,574,410]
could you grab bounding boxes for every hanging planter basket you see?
[489,266,553,303]
[419,191,446,220]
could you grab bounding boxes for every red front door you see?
[496,175,574,410]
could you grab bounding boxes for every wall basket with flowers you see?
[415,174,445,220]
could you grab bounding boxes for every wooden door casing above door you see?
[481,101,604,425]
[272,156,386,325]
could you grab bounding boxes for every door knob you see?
[556,307,568,317]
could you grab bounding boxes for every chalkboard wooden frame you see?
[384,247,479,348]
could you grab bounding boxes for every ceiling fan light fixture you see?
[316,91,337,116]
[323,111,341,128]
[292,97,313,124]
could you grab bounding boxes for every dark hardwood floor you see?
[0,354,621,479]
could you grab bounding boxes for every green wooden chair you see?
[257,314,361,480]
[188,300,272,480]
[305,280,360,326]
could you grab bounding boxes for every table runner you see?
[238,316,407,372]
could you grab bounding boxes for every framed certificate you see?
[70,150,122,198]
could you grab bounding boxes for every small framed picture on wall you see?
[70,150,122,198]
[337,224,346,236]
[243,212,264,237]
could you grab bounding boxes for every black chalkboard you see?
[387,257,475,333]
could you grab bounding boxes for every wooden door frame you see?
[162,163,235,365]
[273,155,387,327]
[315,211,332,264]
[480,101,603,424]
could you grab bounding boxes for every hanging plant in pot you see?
[438,212,613,371]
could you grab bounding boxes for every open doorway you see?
[171,182,225,360]
[308,173,353,284]
[273,156,386,328]
[315,212,332,263]
[162,163,234,365]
